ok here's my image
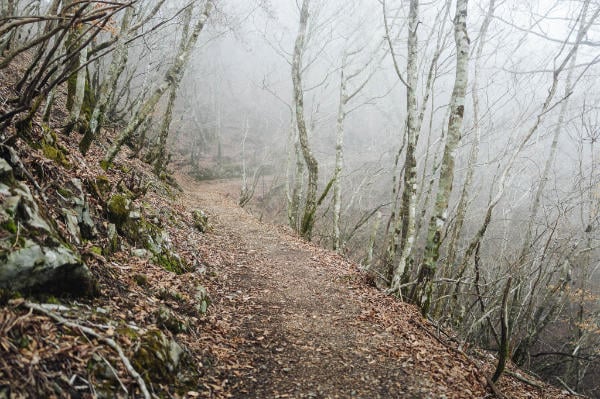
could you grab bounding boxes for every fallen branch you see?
[22,302,150,399]
[555,377,585,397]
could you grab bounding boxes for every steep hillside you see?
[0,57,582,399]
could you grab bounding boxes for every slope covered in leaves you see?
[0,54,582,399]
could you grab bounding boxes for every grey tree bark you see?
[80,0,167,155]
[389,0,419,293]
[291,0,319,240]
[103,1,213,167]
[414,0,470,314]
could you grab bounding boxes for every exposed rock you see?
[0,159,12,180]
[0,239,93,295]
[0,157,95,296]
[70,179,97,239]
[131,248,149,258]
[107,194,131,226]
[195,285,210,315]
[62,209,81,244]
[58,179,98,243]
[191,209,210,233]
[105,189,190,273]
[132,330,199,390]
[87,175,111,201]
[155,305,188,334]
[106,223,119,254]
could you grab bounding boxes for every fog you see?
[135,1,598,392]
[14,0,597,394]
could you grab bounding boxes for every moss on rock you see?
[132,330,199,394]
[42,143,71,168]
[0,157,96,297]
[155,305,188,334]
[107,194,131,226]
[191,209,211,233]
[133,273,149,287]
[153,252,189,275]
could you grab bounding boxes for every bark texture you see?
[415,0,470,313]
[291,0,319,240]
[103,1,212,167]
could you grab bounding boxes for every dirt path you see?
[175,175,569,399]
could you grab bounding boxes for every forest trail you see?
[175,175,559,399]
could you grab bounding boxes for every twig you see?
[555,377,585,397]
[22,302,150,399]
[100,353,129,394]
[485,376,508,399]
[492,277,512,382]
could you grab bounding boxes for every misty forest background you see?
[1,0,600,396]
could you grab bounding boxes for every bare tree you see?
[103,0,214,168]
[291,0,319,240]
[413,0,470,313]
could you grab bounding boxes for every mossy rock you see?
[56,187,74,198]
[87,353,124,399]
[155,305,188,334]
[132,330,199,391]
[41,129,71,167]
[133,273,149,287]
[99,160,112,171]
[116,326,139,341]
[42,143,71,168]
[0,159,96,297]
[107,194,131,226]
[87,175,111,200]
[1,218,17,234]
[191,209,210,233]
[157,288,185,303]
[153,251,189,275]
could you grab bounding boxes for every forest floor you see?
[174,174,574,399]
[0,51,583,399]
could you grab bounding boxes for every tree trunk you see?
[103,1,213,167]
[390,0,419,293]
[445,0,495,277]
[333,53,347,251]
[152,7,192,175]
[415,0,470,314]
[65,39,88,135]
[80,5,133,155]
[291,0,319,240]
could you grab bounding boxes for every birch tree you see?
[389,0,419,293]
[79,0,169,155]
[149,5,193,176]
[413,0,470,313]
[103,0,213,167]
[444,0,496,279]
[291,0,320,240]
[332,43,382,251]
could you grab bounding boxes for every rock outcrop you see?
[0,157,95,296]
